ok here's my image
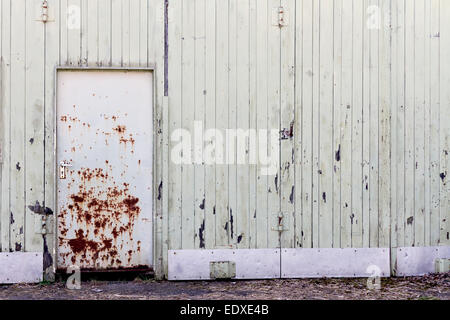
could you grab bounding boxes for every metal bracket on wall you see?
[272,6,289,27]
[272,212,289,232]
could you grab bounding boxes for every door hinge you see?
[272,212,289,232]
[272,6,289,27]
[37,1,54,23]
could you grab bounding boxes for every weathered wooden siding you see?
[0,0,449,280]
[0,0,165,277]
[165,0,449,259]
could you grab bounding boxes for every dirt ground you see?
[0,272,448,300]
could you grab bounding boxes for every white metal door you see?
[56,70,153,271]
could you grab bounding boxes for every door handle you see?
[59,161,73,179]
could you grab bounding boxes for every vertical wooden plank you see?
[80,0,88,65]
[340,0,352,248]
[129,0,140,66]
[67,0,81,65]
[235,0,250,249]
[267,0,280,249]
[150,0,166,277]
[248,0,257,249]
[311,0,320,248]
[9,0,26,252]
[413,0,425,247]
[59,0,68,65]
[98,0,111,66]
[25,0,45,252]
[181,0,195,249]
[193,0,206,249]
[167,0,182,250]
[280,0,295,249]
[87,0,98,65]
[369,0,380,248]
[395,0,406,248]
[121,0,130,66]
[423,0,431,246]
[215,0,229,247]
[294,0,304,248]
[390,0,398,272]
[404,0,414,247]
[44,0,61,277]
[439,0,450,245]
[378,0,391,248]
[362,0,371,248]
[228,0,237,247]
[318,0,334,249]
[429,0,440,246]
[255,0,268,249]
[332,0,342,249]
[351,0,364,248]
[204,0,216,249]
[0,0,11,252]
[301,0,313,248]
[139,0,148,66]
[111,0,122,66]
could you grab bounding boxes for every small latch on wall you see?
[272,212,289,232]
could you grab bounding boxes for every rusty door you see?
[56,70,153,271]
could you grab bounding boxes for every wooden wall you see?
[165,0,450,257]
[0,0,165,277]
[0,0,448,279]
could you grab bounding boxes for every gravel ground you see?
[0,273,448,300]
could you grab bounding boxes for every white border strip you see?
[281,248,390,278]
[396,246,450,276]
[168,249,280,280]
[0,252,43,284]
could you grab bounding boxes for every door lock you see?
[59,161,73,179]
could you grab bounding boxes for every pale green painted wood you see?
[193,0,206,250]
[332,0,342,249]
[340,0,352,248]
[228,0,237,248]
[204,0,216,250]
[235,0,250,249]
[9,0,26,252]
[300,0,313,249]
[395,0,406,248]
[25,0,45,252]
[181,0,196,250]
[378,0,391,249]
[0,0,11,253]
[293,0,304,249]
[369,0,380,248]
[0,0,449,279]
[248,0,257,249]
[318,0,334,249]
[98,0,112,66]
[44,0,61,276]
[214,0,230,248]
[280,0,295,249]
[311,0,320,248]
[351,0,364,248]
[440,0,450,245]
[167,0,182,251]
[362,0,371,249]
[267,0,281,250]
[430,0,441,246]
[255,0,269,249]
[404,0,415,247]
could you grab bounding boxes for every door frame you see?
[52,66,157,272]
